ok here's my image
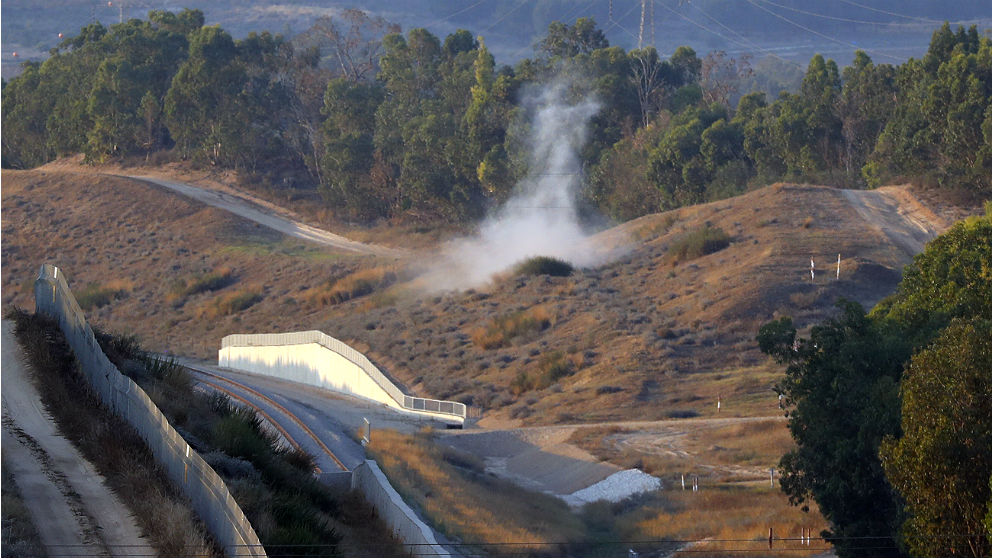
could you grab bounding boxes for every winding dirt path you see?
[121,174,406,258]
[840,186,949,257]
[1,321,155,558]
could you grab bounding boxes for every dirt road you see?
[840,186,948,258]
[122,174,406,258]
[1,321,155,558]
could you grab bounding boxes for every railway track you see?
[185,364,349,472]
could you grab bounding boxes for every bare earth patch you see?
[1,321,155,558]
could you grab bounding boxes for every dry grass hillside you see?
[2,165,979,426]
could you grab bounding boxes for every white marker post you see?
[769,468,775,487]
[836,254,841,280]
[681,473,685,490]
[810,258,815,282]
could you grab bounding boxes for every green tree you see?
[871,211,992,345]
[163,25,242,160]
[1,63,51,168]
[836,51,895,183]
[880,318,992,558]
[539,17,607,59]
[758,301,909,557]
[320,78,386,218]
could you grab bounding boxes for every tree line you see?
[759,207,992,557]
[2,10,990,223]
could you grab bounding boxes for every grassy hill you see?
[1,164,980,426]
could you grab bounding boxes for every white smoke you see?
[425,80,618,291]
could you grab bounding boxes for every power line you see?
[655,0,801,68]
[483,0,530,34]
[752,0,921,26]
[423,0,489,32]
[836,0,943,24]
[743,0,904,63]
[684,0,805,70]
[604,0,645,45]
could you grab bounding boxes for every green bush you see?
[515,256,574,277]
[75,283,127,310]
[511,351,577,394]
[668,224,731,262]
[185,270,236,295]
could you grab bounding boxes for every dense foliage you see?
[759,210,992,557]
[879,318,991,558]
[3,12,991,223]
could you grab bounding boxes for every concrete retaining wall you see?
[34,264,266,558]
[352,460,450,558]
[220,343,401,411]
[219,331,465,424]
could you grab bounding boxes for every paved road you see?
[177,357,451,472]
[1,321,155,558]
[122,174,406,258]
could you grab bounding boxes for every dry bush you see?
[74,278,133,310]
[196,288,263,319]
[306,266,397,307]
[668,224,731,262]
[470,305,553,350]
[167,268,237,307]
[510,350,582,394]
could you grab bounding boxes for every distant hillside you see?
[2,165,981,426]
[4,0,991,79]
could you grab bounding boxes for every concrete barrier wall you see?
[34,265,266,558]
[352,460,450,558]
[220,343,403,410]
[219,331,466,424]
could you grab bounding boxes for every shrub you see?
[184,269,237,295]
[197,289,263,319]
[75,282,129,310]
[668,224,731,262]
[167,268,236,307]
[308,267,397,307]
[510,350,578,394]
[471,306,553,349]
[515,256,574,277]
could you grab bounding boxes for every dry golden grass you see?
[74,278,134,309]
[470,305,554,349]
[3,168,981,426]
[630,486,829,557]
[570,418,795,482]
[368,429,586,547]
[304,265,397,307]
[195,287,264,319]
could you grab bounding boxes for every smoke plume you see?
[426,80,620,291]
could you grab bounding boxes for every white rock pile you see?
[562,469,662,507]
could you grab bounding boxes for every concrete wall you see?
[352,460,450,558]
[219,331,466,425]
[220,343,403,410]
[34,264,266,558]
